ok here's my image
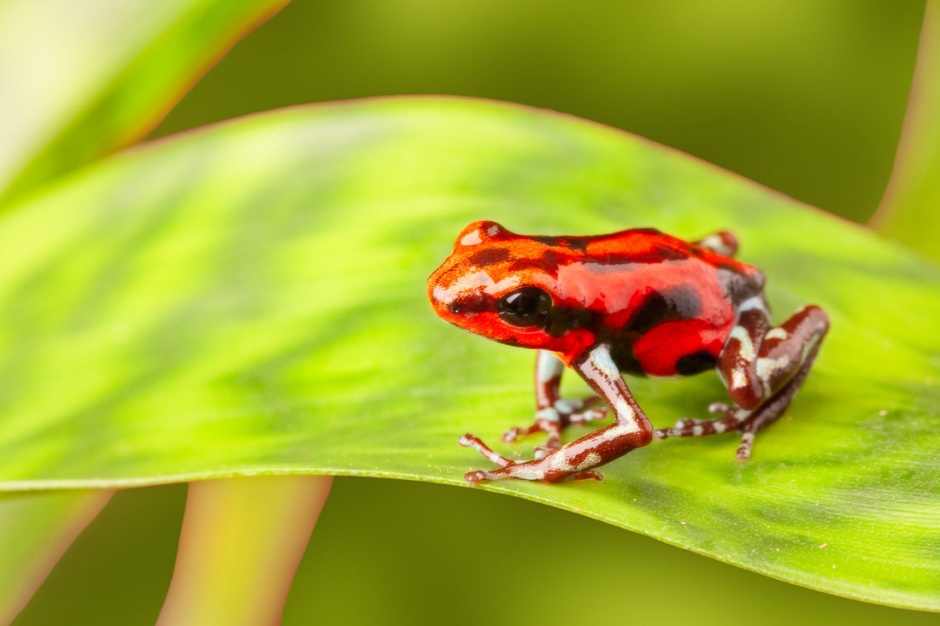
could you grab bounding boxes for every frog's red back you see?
[428,221,764,377]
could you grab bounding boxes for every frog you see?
[427,220,829,484]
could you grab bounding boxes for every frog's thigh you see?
[718,299,828,410]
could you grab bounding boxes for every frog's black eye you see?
[497,287,552,327]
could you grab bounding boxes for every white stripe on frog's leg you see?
[726,324,759,396]
[600,421,642,440]
[728,326,757,362]
[756,355,791,397]
[589,343,622,380]
[718,307,770,410]
[536,349,565,382]
[737,295,770,316]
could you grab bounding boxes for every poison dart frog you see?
[428,221,829,484]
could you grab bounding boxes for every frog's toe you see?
[658,403,737,437]
[657,416,702,436]
[707,402,732,416]
[566,407,609,424]
[500,425,529,443]
[655,405,752,440]
[464,469,492,483]
[459,433,516,468]
[500,419,554,443]
[533,441,561,460]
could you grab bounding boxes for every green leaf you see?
[873,0,940,260]
[0,0,288,208]
[0,0,288,607]
[0,97,937,609]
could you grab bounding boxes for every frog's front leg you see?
[655,299,829,460]
[459,344,653,483]
[500,350,608,459]
[694,230,739,257]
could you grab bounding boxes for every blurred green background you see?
[14,1,934,624]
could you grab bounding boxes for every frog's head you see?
[428,221,579,352]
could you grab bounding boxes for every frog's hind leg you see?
[695,231,739,257]
[655,300,829,460]
[732,339,822,459]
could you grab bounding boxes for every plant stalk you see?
[871,0,940,261]
[157,475,333,626]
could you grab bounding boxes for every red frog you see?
[428,221,829,484]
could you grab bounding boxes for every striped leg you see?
[655,402,753,439]
[458,433,603,483]
[500,350,609,460]
[733,339,822,460]
[655,301,829,459]
[460,344,653,483]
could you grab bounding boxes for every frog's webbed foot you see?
[500,397,609,459]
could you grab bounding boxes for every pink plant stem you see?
[157,475,333,626]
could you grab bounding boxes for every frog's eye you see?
[497,287,552,327]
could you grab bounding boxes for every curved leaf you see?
[0,0,287,207]
[874,0,940,261]
[0,97,937,609]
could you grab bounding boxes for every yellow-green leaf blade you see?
[0,0,287,207]
[0,97,937,609]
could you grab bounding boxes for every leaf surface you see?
[0,97,937,609]
[0,0,287,207]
